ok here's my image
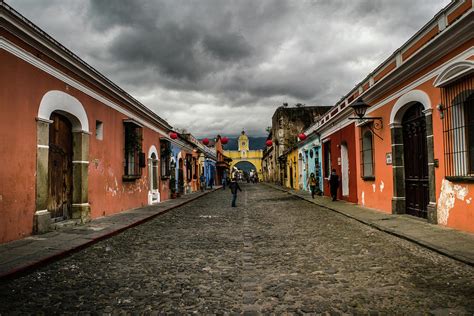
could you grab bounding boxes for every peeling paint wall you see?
[437,179,471,228]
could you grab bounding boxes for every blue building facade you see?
[298,133,323,194]
[204,158,216,188]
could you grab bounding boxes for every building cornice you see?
[0,2,172,131]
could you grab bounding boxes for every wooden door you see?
[341,143,349,196]
[289,166,293,188]
[402,103,429,218]
[48,113,73,221]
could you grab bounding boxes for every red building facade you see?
[0,3,191,243]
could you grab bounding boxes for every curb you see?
[0,187,221,280]
[264,183,474,267]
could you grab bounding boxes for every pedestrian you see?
[307,172,317,199]
[228,178,242,207]
[199,173,206,192]
[209,175,214,189]
[329,169,339,201]
[222,175,226,190]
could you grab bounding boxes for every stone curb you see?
[263,183,474,267]
[0,187,221,280]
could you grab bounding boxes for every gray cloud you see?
[8,0,451,136]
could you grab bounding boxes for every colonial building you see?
[225,131,263,180]
[0,3,215,243]
[302,0,474,233]
[298,132,323,194]
[265,105,330,185]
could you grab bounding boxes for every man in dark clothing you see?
[229,178,242,207]
[329,169,339,201]
[199,174,206,191]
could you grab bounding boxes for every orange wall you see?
[0,47,168,243]
[354,105,393,214]
[355,67,474,232]
[0,50,38,242]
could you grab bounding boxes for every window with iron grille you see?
[360,127,375,180]
[123,121,144,180]
[441,74,474,180]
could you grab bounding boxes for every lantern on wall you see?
[298,133,307,141]
[169,132,178,139]
[202,138,210,145]
[266,139,273,147]
[221,137,229,144]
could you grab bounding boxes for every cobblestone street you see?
[1,184,473,314]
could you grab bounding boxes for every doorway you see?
[341,143,349,196]
[402,103,429,218]
[47,112,73,221]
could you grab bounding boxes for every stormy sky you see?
[8,0,449,137]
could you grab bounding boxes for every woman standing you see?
[307,173,317,199]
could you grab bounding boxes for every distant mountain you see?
[222,136,267,151]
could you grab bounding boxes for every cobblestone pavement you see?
[1,184,473,314]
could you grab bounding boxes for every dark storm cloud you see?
[7,0,451,136]
[202,33,252,62]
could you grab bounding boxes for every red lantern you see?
[221,137,229,144]
[298,133,307,141]
[266,139,273,147]
[202,138,210,145]
[170,132,178,139]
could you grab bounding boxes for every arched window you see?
[361,129,374,179]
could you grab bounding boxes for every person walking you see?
[222,175,226,190]
[328,169,339,201]
[199,173,206,192]
[229,178,242,207]
[307,173,317,199]
[209,175,214,189]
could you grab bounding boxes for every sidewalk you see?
[264,183,474,266]
[0,187,221,279]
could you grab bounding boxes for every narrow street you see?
[1,184,473,314]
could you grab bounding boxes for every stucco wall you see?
[0,47,168,243]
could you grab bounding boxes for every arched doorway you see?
[234,161,257,174]
[390,90,436,222]
[148,146,160,204]
[48,112,73,221]
[178,158,184,194]
[402,103,429,218]
[36,91,90,233]
[341,142,349,197]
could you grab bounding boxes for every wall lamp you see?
[349,98,383,140]
[436,104,444,119]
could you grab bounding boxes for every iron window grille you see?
[123,121,144,180]
[360,126,375,180]
[441,74,474,181]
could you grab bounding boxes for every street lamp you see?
[350,98,370,119]
[349,98,383,140]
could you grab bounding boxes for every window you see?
[160,140,171,178]
[95,120,103,140]
[186,154,193,181]
[323,141,331,177]
[441,74,474,179]
[123,121,144,180]
[361,129,375,180]
[150,152,158,191]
